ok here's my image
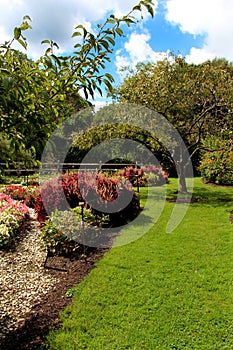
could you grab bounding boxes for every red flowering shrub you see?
[1,185,40,207]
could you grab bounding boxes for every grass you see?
[44,178,233,350]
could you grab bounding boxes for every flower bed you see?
[0,193,30,248]
[35,172,141,255]
[0,184,39,207]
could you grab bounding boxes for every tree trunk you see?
[177,162,188,194]
[179,172,188,193]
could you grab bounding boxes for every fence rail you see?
[0,162,140,176]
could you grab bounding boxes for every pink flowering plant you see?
[0,184,39,207]
[0,192,30,248]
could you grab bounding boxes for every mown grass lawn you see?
[45,178,233,350]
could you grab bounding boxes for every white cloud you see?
[0,0,157,59]
[185,47,216,64]
[165,0,233,62]
[115,31,169,74]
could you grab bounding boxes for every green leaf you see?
[72,31,82,38]
[105,73,114,82]
[99,40,109,50]
[44,56,53,68]
[83,87,88,100]
[145,4,154,18]
[96,86,103,97]
[3,76,14,90]
[115,28,124,36]
[106,19,116,24]
[23,15,32,21]
[105,36,115,46]
[132,5,141,11]
[123,18,135,27]
[140,0,154,17]
[53,42,59,50]
[51,54,61,67]
[41,39,51,45]
[17,38,27,50]
[75,24,84,29]
[14,27,21,40]
[20,21,32,31]
[103,78,113,91]
[45,47,52,55]
[74,43,81,49]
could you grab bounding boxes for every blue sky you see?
[0,0,232,105]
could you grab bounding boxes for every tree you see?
[66,122,160,164]
[0,1,154,166]
[114,56,233,192]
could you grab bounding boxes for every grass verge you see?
[44,178,233,350]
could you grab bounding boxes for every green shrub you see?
[199,139,233,185]
[40,208,109,255]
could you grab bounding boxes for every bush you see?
[40,212,81,256]
[1,184,39,207]
[40,207,109,255]
[142,165,169,186]
[35,173,84,224]
[35,172,141,227]
[0,193,30,248]
[199,139,233,185]
[117,165,168,187]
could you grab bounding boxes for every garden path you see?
[0,210,106,350]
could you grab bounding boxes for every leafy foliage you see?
[199,138,233,185]
[36,171,141,255]
[118,165,168,187]
[39,208,108,256]
[0,1,154,165]
[35,172,141,226]
[0,184,39,207]
[0,192,30,248]
[115,57,233,149]
[114,56,233,192]
[66,122,160,163]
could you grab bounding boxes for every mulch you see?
[1,248,108,350]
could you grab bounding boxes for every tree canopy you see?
[112,56,233,191]
[115,56,233,151]
[0,0,154,166]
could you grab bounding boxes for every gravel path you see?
[0,210,60,343]
[0,210,107,349]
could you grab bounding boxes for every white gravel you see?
[0,210,60,341]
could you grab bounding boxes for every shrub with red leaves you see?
[35,175,81,224]
[1,184,39,207]
[142,165,169,186]
[34,172,141,227]
[118,165,168,187]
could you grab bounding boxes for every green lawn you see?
[45,178,233,350]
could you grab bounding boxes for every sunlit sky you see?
[1,0,232,104]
